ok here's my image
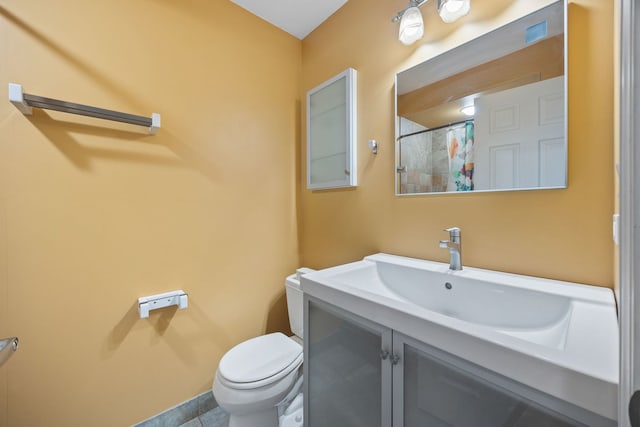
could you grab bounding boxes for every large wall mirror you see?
[395,1,566,195]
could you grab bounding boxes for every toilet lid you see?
[219,332,302,384]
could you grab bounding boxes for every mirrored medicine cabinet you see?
[307,68,357,190]
[395,1,566,195]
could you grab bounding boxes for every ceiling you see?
[229,0,349,39]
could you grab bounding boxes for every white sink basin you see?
[301,253,619,420]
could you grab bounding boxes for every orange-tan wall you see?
[0,0,616,425]
[300,0,615,288]
[0,1,301,426]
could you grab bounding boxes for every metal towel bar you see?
[8,83,160,135]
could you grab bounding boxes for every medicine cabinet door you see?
[306,68,357,189]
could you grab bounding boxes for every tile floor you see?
[133,391,230,427]
[177,407,229,427]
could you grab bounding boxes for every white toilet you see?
[212,269,311,427]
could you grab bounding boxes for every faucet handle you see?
[443,227,461,236]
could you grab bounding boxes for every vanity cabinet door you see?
[304,297,392,427]
[392,333,615,427]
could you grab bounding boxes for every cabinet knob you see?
[391,354,401,365]
[380,349,390,360]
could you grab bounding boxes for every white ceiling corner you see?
[229,0,348,40]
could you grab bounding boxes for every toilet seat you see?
[218,333,302,390]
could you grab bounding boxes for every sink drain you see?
[445,282,453,290]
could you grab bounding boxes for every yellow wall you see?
[0,1,301,426]
[300,0,615,287]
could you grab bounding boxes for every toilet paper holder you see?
[138,290,188,319]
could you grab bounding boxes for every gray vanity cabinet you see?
[304,297,392,427]
[392,333,615,427]
[304,297,614,427]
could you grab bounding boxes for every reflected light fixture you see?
[438,0,471,23]
[392,0,471,45]
[460,105,475,116]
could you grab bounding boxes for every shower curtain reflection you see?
[446,121,474,192]
[398,118,474,194]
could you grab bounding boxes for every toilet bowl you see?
[212,269,312,427]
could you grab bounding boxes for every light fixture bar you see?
[391,0,428,23]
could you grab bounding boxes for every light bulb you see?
[444,0,464,13]
[438,0,470,23]
[399,6,424,45]
[460,105,475,116]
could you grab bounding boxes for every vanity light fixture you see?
[398,1,425,45]
[460,105,475,116]
[438,0,471,23]
[392,0,471,45]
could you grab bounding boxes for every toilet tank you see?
[286,268,314,339]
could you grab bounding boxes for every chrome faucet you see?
[439,227,462,271]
